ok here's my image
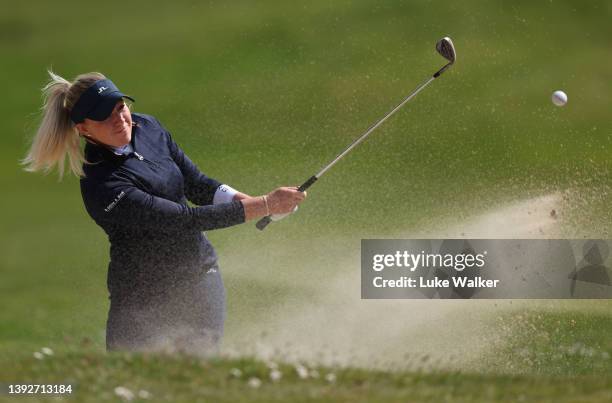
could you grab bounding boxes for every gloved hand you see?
[270,205,298,221]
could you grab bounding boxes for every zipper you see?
[133,152,159,168]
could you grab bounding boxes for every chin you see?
[118,129,132,145]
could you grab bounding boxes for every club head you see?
[436,37,456,64]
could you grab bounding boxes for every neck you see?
[83,135,131,149]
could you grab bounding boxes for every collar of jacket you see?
[83,123,139,163]
[84,138,130,162]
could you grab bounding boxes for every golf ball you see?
[552,90,568,107]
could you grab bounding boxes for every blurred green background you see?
[1,0,612,364]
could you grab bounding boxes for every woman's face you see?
[76,100,133,147]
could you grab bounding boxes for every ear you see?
[75,122,90,136]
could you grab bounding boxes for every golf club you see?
[256,37,456,231]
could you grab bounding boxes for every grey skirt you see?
[105,264,226,357]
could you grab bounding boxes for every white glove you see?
[270,205,299,221]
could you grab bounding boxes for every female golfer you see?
[23,71,306,355]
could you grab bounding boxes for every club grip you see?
[255,215,273,230]
[255,176,317,231]
[298,175,318,192]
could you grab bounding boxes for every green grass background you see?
[1,0,612,401]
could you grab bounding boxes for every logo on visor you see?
[98,86,108,94]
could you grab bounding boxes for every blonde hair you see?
[21,70,106,178]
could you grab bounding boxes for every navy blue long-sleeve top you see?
[80,113,245,301]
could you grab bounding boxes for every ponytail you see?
[21,70,106,179]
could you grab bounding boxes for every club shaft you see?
[257,62,451,231]
[315,74,436,179]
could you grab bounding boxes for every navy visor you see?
[70,79,135,124]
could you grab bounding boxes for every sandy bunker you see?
[222,193,578,371]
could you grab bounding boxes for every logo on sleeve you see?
[104,191,126,212]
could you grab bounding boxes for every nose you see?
[111,111,126,130]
